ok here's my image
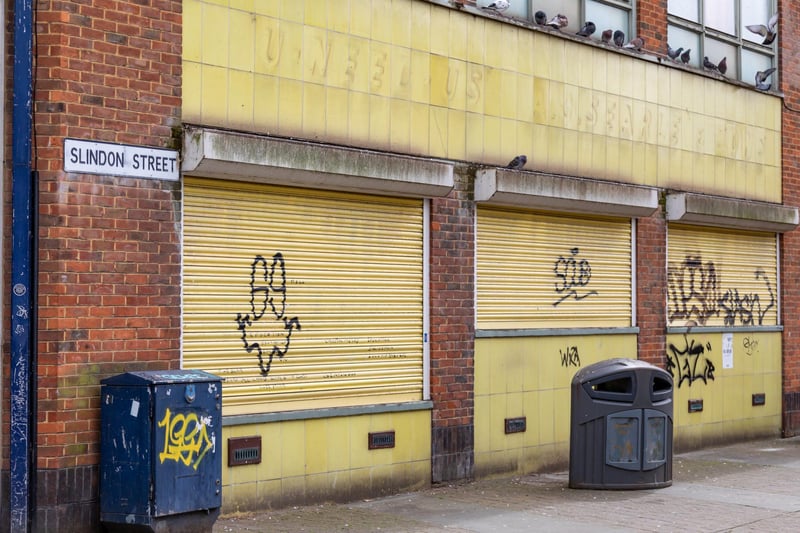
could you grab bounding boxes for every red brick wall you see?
[637,0,667,53]
[636,214,667,367]
[31,0,182,503]
[780,0,800,435]
[429,168,475,481]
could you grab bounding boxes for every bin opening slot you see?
[651,375,673,402]
[586,374,635,401]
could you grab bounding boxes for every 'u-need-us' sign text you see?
[64,138,179,181]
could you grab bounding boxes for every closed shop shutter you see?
[183,177,425,415]
[477,207,632,330]
[667,224,778,328]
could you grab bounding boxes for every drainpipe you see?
[11,0,36,530]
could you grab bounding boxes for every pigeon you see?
[546,14,568,29]
[746,12,778,45]
[613,30,625,47]
[601,29,613,44]
[717,57,727,75]
[623,36,644,51]
[703,56,718,71]
[576,21,596,37]
[680,48,691,64]
[667,45,683,61]
[506,155,527,170]
[534,10,547,25]
[481,0,510,15]
[755,67,776,91]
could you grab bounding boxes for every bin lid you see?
[101,369,222,386]
[571,357,667,385]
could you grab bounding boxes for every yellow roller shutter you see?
[477,207,632,330]
[667,224,778,328]
[183,177,424,415]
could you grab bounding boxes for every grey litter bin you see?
[569,358,673,489]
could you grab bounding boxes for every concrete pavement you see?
[214,436,800,532]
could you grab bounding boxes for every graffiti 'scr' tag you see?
[130,399,140,418]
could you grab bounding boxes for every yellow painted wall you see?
[183,0,782,203]
[474,334,637,477]
[221,409,431,511]
[669,331,782,449]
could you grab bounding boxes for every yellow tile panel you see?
[429,105,448,157]
[516,28,534,76]
[228,69,254,130]
[371,0,392,43]
[350,0,371,38]
[448,10,467,61]
[328,0,350,32]
[203,3,230,67]
[229,10,255,72]
[347,36,371,93]
[390,98,411,153]
[281,421,306,477]
[391,44,411,100]
[429,5,450,57]
[410,0,431,51]
[252,74,279,130]
[547,81,564,128]
[278,78,304,134]
[184,1,202,63]
[303,25,328,85]
[278,20,304,80]
[409,102,430,154]
[484,68,502,117]
[304,0,327,28]
[410,50,431,104]
[281,0,304,23]
[447,58,467,111]
[391,0,411,48]
[500,70,517,119]
[466,63,485,114]
[254,15,280,76]
[562,83,578,131]
[182,62,202,123]
[201,64,228,124]
[483,115,502,163]
[447,109,466,160]
[302,82,326,139]
[370,41,391,97]
[369,94,391,145]
[429,54,449,108]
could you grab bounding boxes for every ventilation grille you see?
[504,417,527,434]
[368,431,395,450]
[228,436,262,466]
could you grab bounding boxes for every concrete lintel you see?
[666,192,799,232]
[182,127,454,198]
[475,169,659,217]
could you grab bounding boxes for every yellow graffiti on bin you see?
[157,408,214,470]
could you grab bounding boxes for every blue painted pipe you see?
[11,0,35,530]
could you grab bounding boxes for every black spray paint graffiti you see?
[560,345,581,367]
[667,256,775,326]
[666,334,715,388]
[743,335,759,357]
[235,253,301,376]
[553,247,598,306]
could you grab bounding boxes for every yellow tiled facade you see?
[473,334,638,476]
[183,0,781,203]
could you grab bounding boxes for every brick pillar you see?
[429,167,475,483]
[780,0,800,437]
[637,212,667,367]
[636,0,668,50]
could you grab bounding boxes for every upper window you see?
[668,0,777,88]
[500,1,633,42]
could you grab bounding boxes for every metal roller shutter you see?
[667,224,778,328]
[183,177,425,415]
[477,207,633,330]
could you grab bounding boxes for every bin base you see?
[569,479,672,490]
[102,508,220,533]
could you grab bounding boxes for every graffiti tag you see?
[235,253,302,376]
[743,336,759,357]
[157,408,215,470]
[553,247,598,306]
[560,345,581,367]
[668,256,774,326]
[666,334,716,388]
